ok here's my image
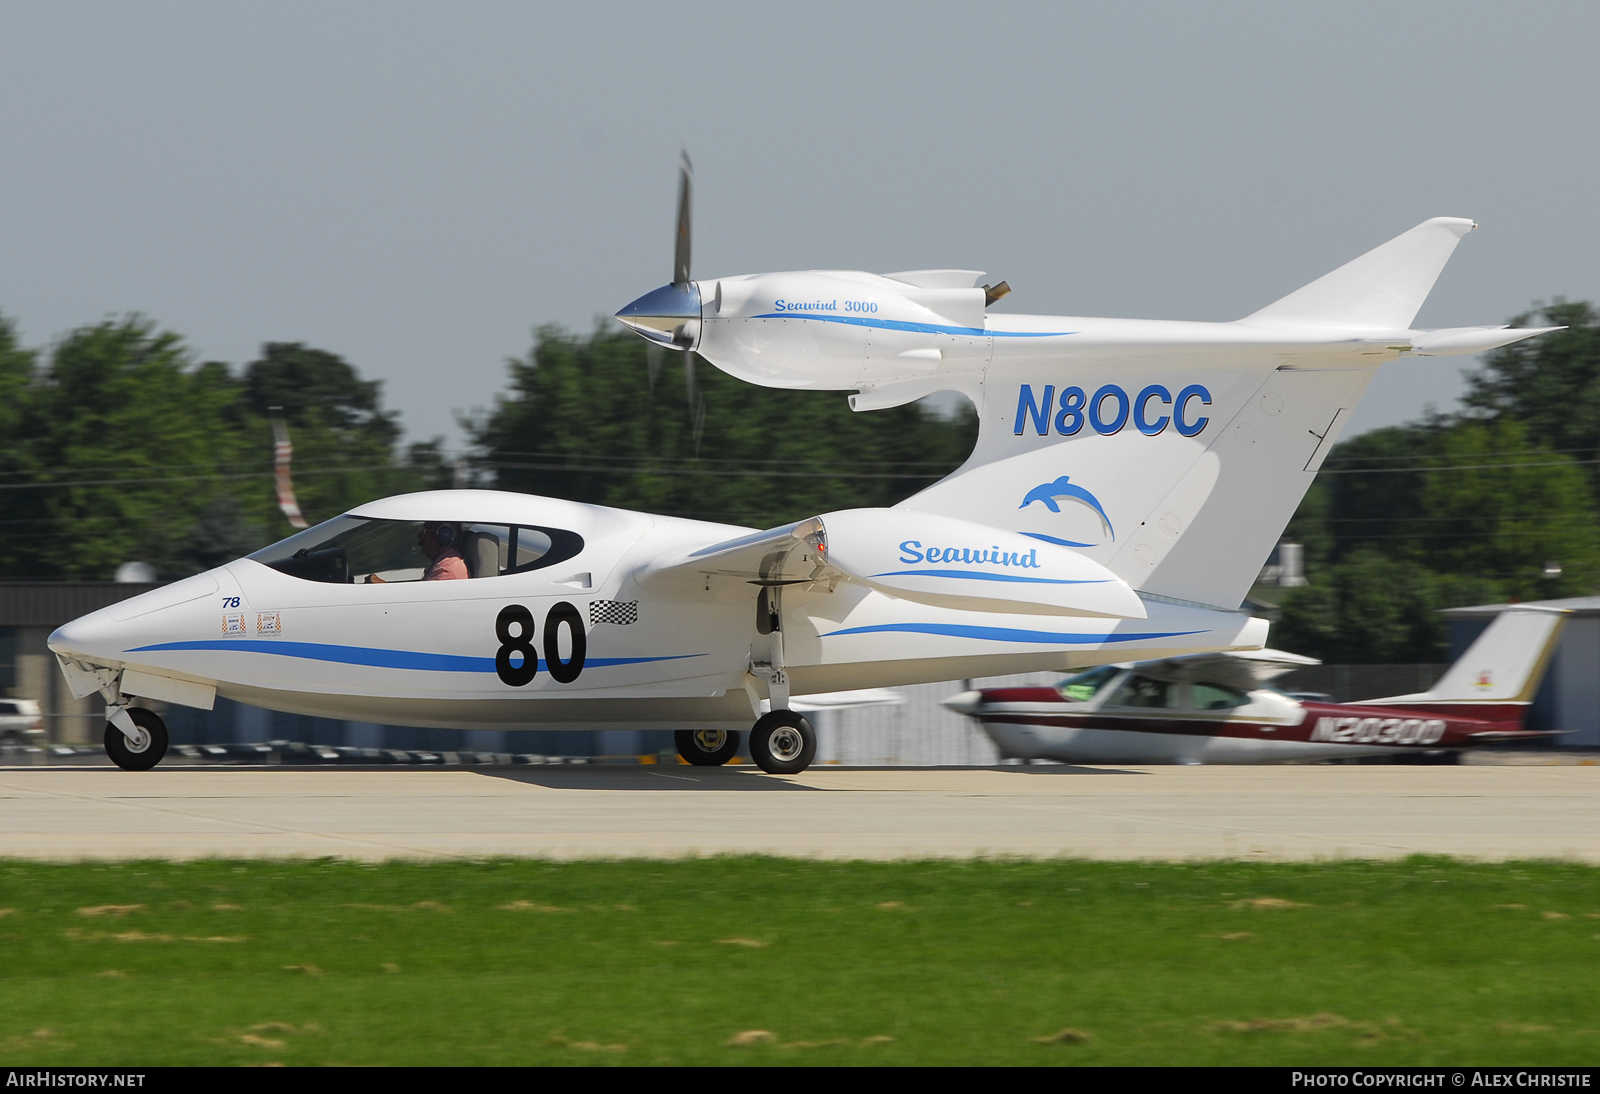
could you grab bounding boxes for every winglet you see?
[1242,217,1477,331]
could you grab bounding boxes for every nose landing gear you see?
[104,707,169,771]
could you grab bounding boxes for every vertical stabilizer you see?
[897,218,1489,608]
[1363,607,1568,706]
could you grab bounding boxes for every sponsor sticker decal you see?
[256,612,283,636]
[222,612,247,636]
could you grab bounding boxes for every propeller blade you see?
[615,153,701,350]
[682,351,707,454]
[673,151,692,286]
[646,343,664,395]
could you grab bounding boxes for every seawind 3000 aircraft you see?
[50,161,1557,773]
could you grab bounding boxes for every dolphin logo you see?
[1019,475,1115,539]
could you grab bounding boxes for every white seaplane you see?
[50,159,1556,773]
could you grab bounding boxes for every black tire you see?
[675,728,740,767]
[104,708,168,771]
[749,710,817,775]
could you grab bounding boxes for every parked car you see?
[0,699,46,747]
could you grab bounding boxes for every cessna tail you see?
[1351,606,1567,724]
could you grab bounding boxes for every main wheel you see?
[749,710,817,775]
[675,728,740,767]
[104,708,168,771]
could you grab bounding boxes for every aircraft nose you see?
[943,690,985,716]
[48,618,88,657]
[48,609,125,667]
[615,282,702,349]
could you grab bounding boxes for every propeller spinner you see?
[616,152,702,350]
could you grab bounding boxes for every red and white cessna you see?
[945,607,1565,764]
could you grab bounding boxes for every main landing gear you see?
[673,713,818,775]
[695,583,814,775]
[675,728,741,767]
[749,709,817,775]
[104,707,169,771]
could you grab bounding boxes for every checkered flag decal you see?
[589,600,639,626]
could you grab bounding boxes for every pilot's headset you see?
[434,523,457,548]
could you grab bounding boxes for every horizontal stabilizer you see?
[1244,217,1476,330]
[1409,325,1565,356]
[637,508,1147,618]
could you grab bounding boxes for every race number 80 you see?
[495,603,586,686]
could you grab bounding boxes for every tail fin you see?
[1243,217,1476,330]
[1362,607,1567,707]
[898,218,1491,608]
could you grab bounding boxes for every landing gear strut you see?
[675,728,741,767]
[745,583,816,774]
[749,709,816,775]
[104,707,168,771]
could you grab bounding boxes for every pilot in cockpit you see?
[367,521,467,583]
[419,522,467,581]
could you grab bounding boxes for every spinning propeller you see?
[617,152,707,451]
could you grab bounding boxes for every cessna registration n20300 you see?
[945,607,1566,765]
[50,161,1557,773]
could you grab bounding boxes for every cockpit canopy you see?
[1056,665,1253,711]
[247,516,584,584]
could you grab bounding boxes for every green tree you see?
[474,327,978,528]
[1,317,257,579]
[241,343,445,527]
[1307,419,1449,566]
[1273,551,1448,663]
[0,314,34,437]
[1463,300,1600,475]
[0,314,41,544]
[1270,303,1600,662]
[0,318,446,580]
[1416,417,1600,598]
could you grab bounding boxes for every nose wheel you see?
[104,707,169,771]
[674,728,741,767]
[749,710,817,775]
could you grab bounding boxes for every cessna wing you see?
[1128,648,1321,690]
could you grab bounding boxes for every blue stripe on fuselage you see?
[819,623,1203,644]
[1020,532,1099,549]
[749,313,1074,339]
[870,569,1109,585]
[124,640,702,673]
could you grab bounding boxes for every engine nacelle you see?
[695,269,995,392]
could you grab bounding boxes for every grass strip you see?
[0,856,1597,1066]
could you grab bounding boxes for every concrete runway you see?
[2,764,1598,862]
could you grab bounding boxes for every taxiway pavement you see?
[2,764,1598,861]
